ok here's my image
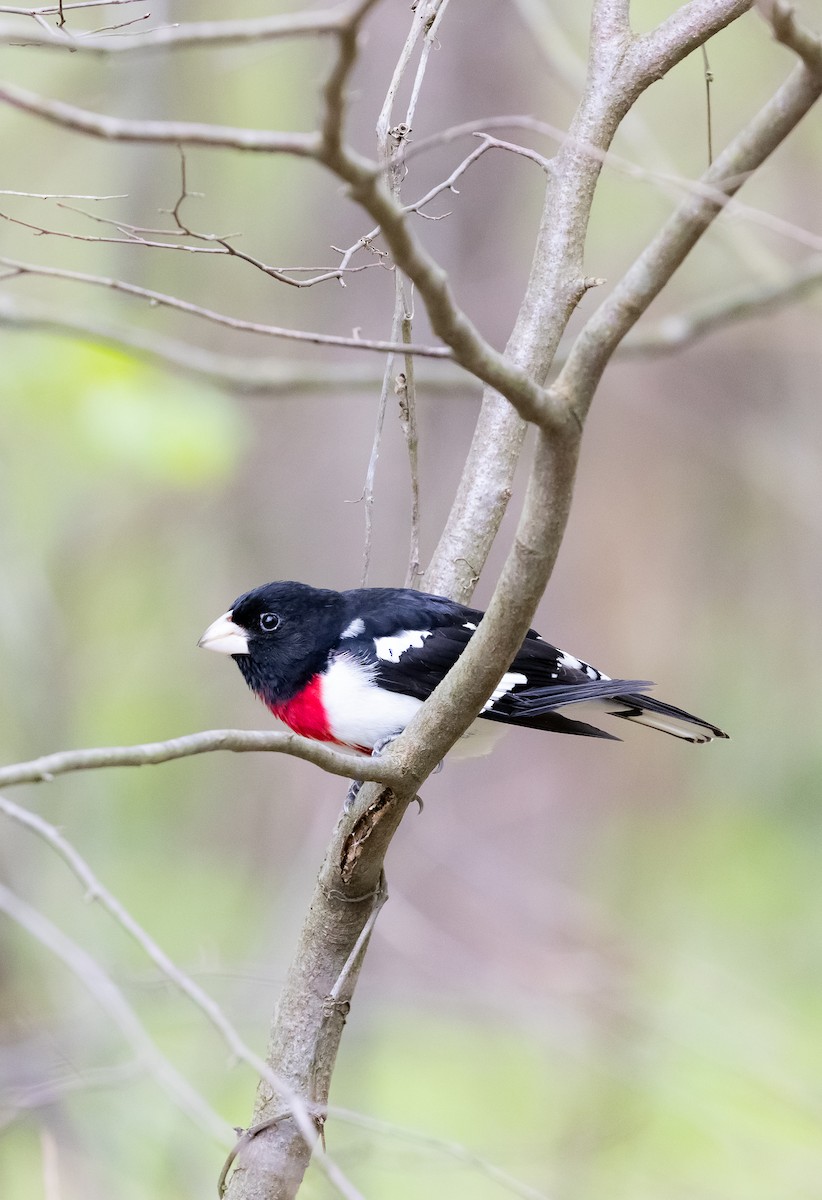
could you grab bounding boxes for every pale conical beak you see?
[198,611,250,656]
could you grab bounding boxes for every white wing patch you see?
[557,649,606,681]
[481,671,528,712]
[322,654,422,749]
[374,629,432,662]
[340,617,365,639]
[463,622,477,631]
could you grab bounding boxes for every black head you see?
[198,580,346,706]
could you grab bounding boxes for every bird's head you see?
[198,580,345,706]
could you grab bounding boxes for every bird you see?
[198,581,728,766]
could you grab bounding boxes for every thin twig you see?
[0,295,468,393]
[398,286,422,586]
[328,873,388,1001]
[359,0,449,585]
[0,1,363,50]
[701,43,714,166]
[1,205,384,286]
[0,257,453,358]
[0,81,322,154]
[0,188,126,198]
[0,1,143,13]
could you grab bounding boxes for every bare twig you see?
[618,256,822,356]
[701,44,714,166]
[0,82,321,155]
[0,257,453,358]
[1,203,384,286]
[0,295,470,393]
[552,56,822,421]
[0,1,364,51]
[356,1,449,585]
[0,729,410,790]
[0,1,142,13]
[359,308,399,586]
[0,188,126,198]
[398,289,422,587]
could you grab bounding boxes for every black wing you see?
[336,589,649,740]
[335,587,727,743]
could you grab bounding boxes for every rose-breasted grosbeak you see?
[198,581,728,755]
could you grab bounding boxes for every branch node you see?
[764,0,822,75]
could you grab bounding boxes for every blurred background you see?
[1,1,821,1197]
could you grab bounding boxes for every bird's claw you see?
[344,780,362,813]
[343,733,400,814]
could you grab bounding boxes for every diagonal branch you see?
[227,5,819,1198]
[552,55,822,421]
[0,880,234,1145]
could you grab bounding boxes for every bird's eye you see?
[259,612,280,632]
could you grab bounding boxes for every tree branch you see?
[225,5,819,1197]
[0,295,467,393]
[552,55,822,420]
[0,2,360,52]
[0,729,410,790]
[617,255,822,357]
[0,82,321,154]
[0,257,453,358]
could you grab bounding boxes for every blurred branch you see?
[0,880,233,1145]
[618,256,822,357]
[0,82,321,154]
[0,3,360,50]
[7,255,822,399]
[0,797,541,1200]
[0,187,126,198]
[0,295,469,392]
[0,797,366,1200]
[1,1061,143,1131]
[0,794,303,1086]
[0,0,142,12]
[0,729,409,789]
[0,257,453,358]
[763,0,822,71]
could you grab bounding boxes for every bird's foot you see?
[343,733,400,814]
[344,780,363,813]
[371,733,398,757]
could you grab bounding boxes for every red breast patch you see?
[270,675,334,743]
